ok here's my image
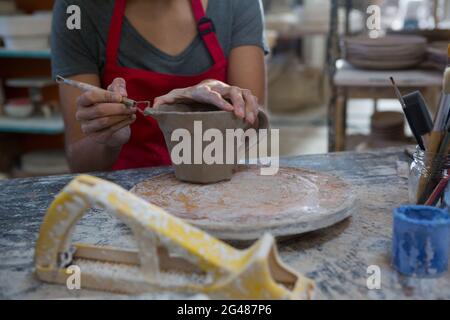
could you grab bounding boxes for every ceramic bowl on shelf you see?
[343,35,427,70]
[4,98,34,118]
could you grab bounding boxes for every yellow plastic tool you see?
[35,175,314,299]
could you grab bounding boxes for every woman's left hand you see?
[153,80,261,125]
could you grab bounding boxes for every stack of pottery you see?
[343,35,427,70]
[427,41,448,71]
[370,111,405,143]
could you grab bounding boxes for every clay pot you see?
[147,104,269,184]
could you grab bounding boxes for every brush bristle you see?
[390,77,395,85]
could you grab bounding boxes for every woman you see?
[52,0,268,172]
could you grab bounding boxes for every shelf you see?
[0,115,64,134]
[0,48,51,59]
[6,77,54,88]
[334,60,443,87]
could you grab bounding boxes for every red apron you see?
[102,0,228,170]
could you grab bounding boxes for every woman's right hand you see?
[75,78,137,148]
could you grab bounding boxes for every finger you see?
[197,87,233,111]
[204,80,231,96]
[242,90,259,125]
[107,78,128,97]
[97,116,136,143]
[77,89,123,108]
[81,115,134,134]
[229,87,245,119]
[76,103,136,121]
[109,115,137,133]
[153,94,177,109]
[110,114,136,132]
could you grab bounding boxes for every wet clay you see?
[131,166,355,241]
[147,104,269,184]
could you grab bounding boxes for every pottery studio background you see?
[0,0,448,179]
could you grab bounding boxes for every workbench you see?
[1,147,449,300]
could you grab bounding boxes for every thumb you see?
[107,78,128,97]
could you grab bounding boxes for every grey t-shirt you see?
[51,0,268,79]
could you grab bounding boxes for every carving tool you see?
[56,75,150,112]
[34,175,314,300]
[390,77,432,150]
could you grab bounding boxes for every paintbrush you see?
[424,49,450,204]
[444,44,450,94]
[418,130,450,204]
[436,45,450,129]
[417,93,450,203]
[56,75,150,112]
[390,77,432,150]
[415,47,450,204]
[403,91,433,146]
[441,46,450,150]
[431,46,450,131]
[427,48,450,146]
[424,172,450,206]
[390,77,407,109]
[416,117,447,203]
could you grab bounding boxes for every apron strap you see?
[191,0,226,64]
[106,0,226,67]
[106,0,126,66]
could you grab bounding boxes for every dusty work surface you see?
[132,166,355,241]
[0,147,447,299]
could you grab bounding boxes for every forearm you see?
[66,135,122,173]
[228,46,266,107]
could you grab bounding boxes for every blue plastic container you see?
[392,205,450,277]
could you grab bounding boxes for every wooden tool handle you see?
[56,75,136,108]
